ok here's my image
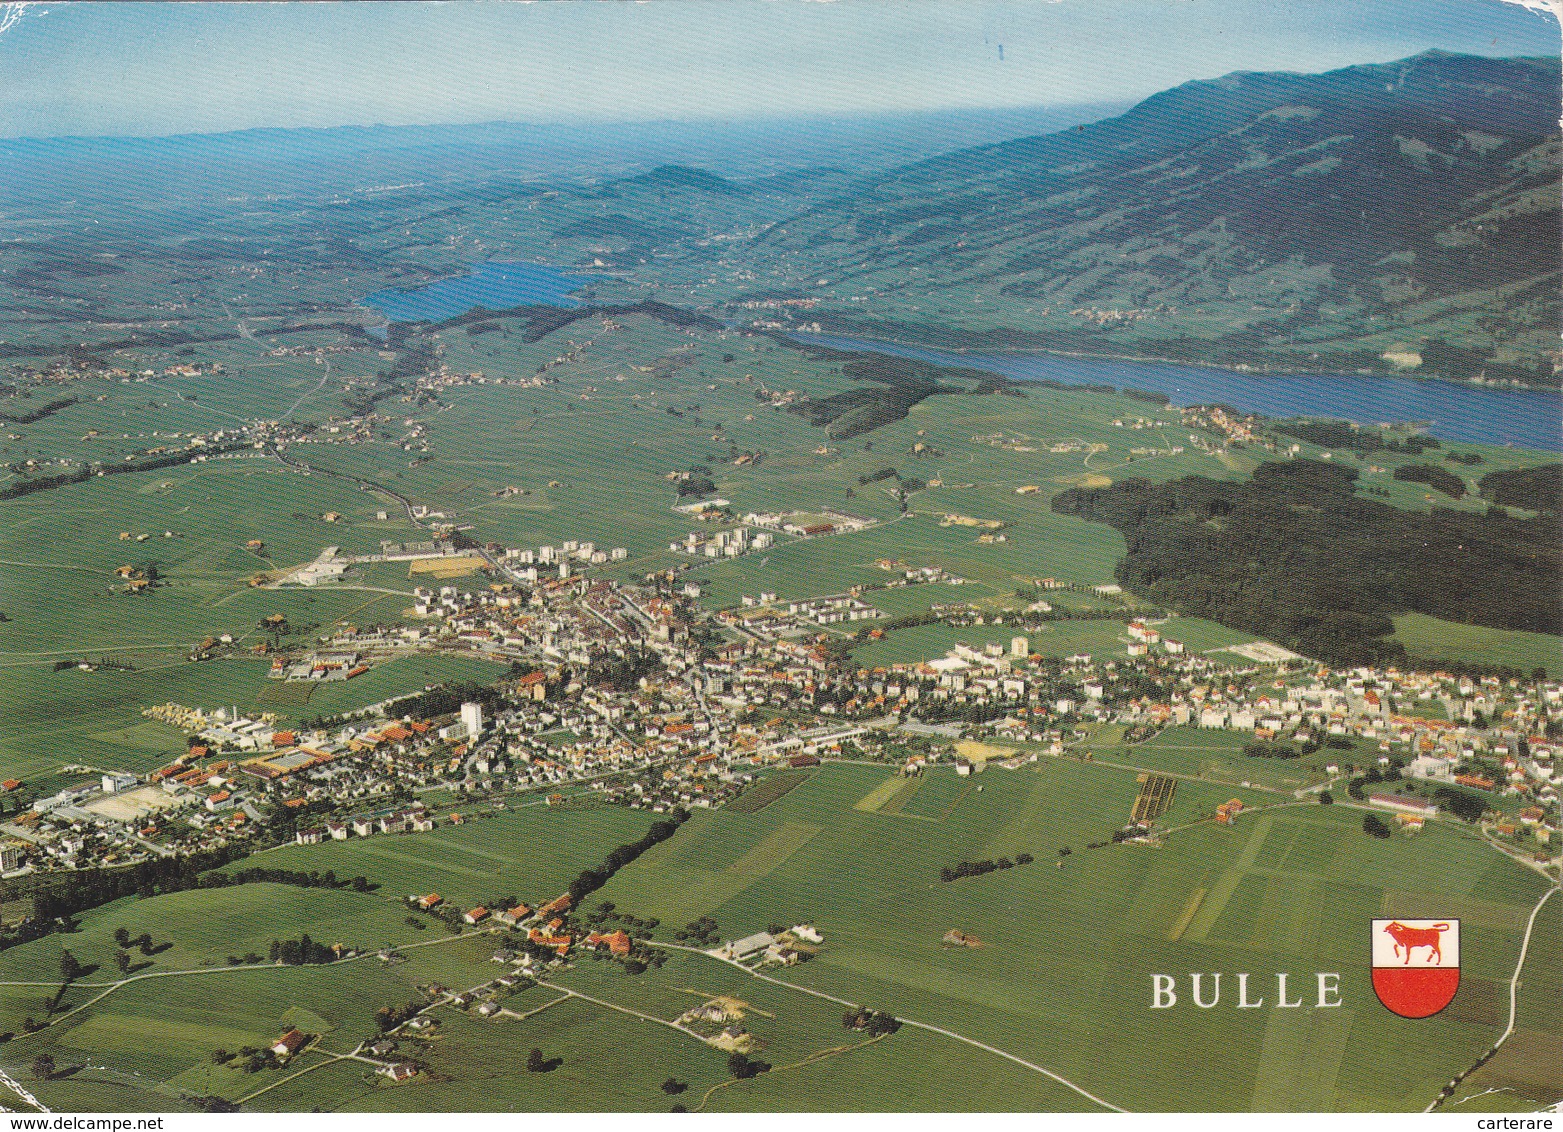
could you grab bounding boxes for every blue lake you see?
[794,332,1563,452]
[362,261,601,324]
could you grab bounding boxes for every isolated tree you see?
[113,928,130,948]
[527,1047,546,1073]
[115,950,131,973]
[661,1078,686,1095]
[59,950,81,982]
[30,1054,54,1080]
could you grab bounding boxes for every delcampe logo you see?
[1372,918,1460,1018]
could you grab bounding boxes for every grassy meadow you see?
[589,761,1554,1112]
[0,760,1550,1112]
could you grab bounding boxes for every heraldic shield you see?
[1372,918,1460,1018]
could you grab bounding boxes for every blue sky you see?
[1,0,1556,139]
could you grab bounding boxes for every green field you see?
[217,803,656,908]
[725,770,816,814]
[5,312,1556,792]
[2,298,1559,1115]
[1090,725,1358,792]
[0,884,428,986]
[1391,612,1562,675]
[585,761,1555,1112]
[0,761,1552,1112]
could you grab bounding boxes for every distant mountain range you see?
[735,51,1561,381]
[0,102,1124,207]
[2,51,1556,383]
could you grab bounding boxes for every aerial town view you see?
[0,0,1557,1120]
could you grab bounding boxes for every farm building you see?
[1367,793,1438,816]
[723,931,775,962]
[270,1029,308,1058]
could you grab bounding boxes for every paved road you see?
[268,445,423,527]
[533,980,703,1041]
[1423,883,1558,1112]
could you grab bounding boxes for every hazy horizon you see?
[2,0,1556,141]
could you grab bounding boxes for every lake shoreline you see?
[787,325,1558,395]
[788,329,1563,452]
[360,260,603,325]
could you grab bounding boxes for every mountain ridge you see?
[733,51,1561,381]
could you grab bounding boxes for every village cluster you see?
[0,358,1556,881]
[4,534,1559,878]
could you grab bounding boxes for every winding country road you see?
[1423,883,1560,1113]
[657,941,1128,1112]
[267,445,423,527]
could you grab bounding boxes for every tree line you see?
[0,396,76,424]
[1393,463,1465,498]
[565,810,689,904]
[0,439,252,501]
[939,852,1034,883]
[218,867,373,892]
[267,933,339,966]
[1242,741,1300,759]
[387,680,506,721]
[1272,420,1441,455]
[16,846,243,926]
[1,849,376,951]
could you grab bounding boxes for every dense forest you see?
[1393,463,1466,498]
[1271,420,1439,455]
[782,353,1020,440]
[0,439,251,502]
[1051,460,1561,665]
[1479,463,1562,513]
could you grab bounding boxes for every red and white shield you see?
[1372,918,1460,1018]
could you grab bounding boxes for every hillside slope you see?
[734,52,1561,381]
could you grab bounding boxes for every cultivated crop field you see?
[588,761,1555,1112]
[0,759,1551,1112]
